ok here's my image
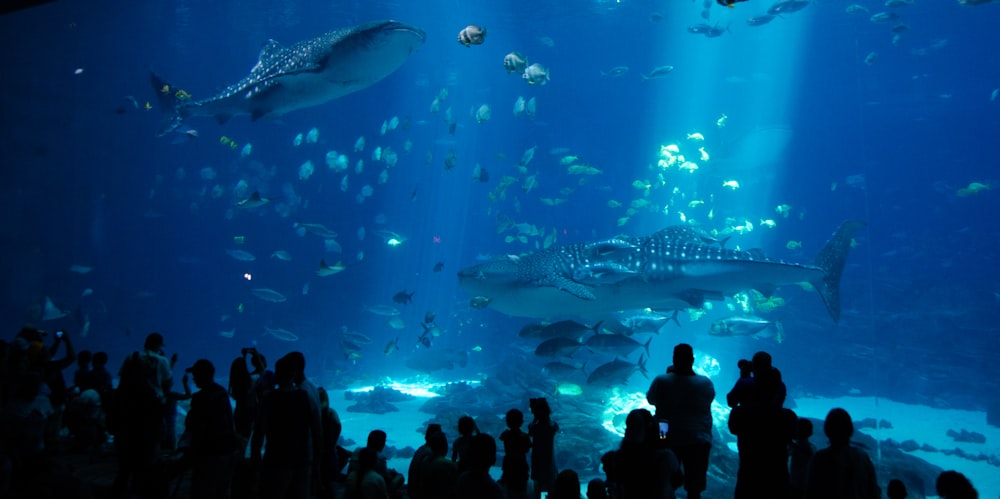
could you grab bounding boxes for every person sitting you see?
[935,470,978,499]
[421,431,458,499]
[455,433,503,499]
[804,407,880,499]
[550,469,582,499]
[406,423,442,499]
[346,447,388,499]
[612,408,681,499]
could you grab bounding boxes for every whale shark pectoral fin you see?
[540,275,596,300]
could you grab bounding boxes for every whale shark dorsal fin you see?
[259,39,283,64]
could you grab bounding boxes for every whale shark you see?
[152,20,424,135]
[458,221,864,322]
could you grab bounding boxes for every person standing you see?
[646,343,715,499]
[183,359,237,499]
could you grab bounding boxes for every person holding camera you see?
[646,343,715,499]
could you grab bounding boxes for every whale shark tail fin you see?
[813,220,866,323]
[150,72,189,137]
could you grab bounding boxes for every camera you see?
[658,419,669,439]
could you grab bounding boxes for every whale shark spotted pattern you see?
[458,221,865,321]
[152,20,425,135]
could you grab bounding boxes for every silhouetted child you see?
[887,478,908,499]
[528,397,559,499]
[499,408,531,499]
[452,415,479,475]
[936,470,978,499]
[788,417,815,499]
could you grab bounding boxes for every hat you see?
[144,332,165,350]
[185,359,214,377]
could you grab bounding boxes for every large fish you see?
[152,20,425,135]
[458,221,864,322]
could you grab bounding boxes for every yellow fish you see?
[144,101,152,110]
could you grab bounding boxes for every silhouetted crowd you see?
[0,327,984,499]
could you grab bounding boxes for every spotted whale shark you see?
[152,20,424,136]
[458,221,864,321]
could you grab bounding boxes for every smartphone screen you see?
[55,330,64,338]
[658,420,669,439]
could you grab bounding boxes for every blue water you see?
[2,0,999,474]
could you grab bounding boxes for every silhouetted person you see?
[183,359,237,499]
[613,408,681,499]
[499,408,531,499]
[726,359,754,409]
[317,386,342,498]
[732,351,797,499]
[0,371,54,496]
[73,349,93,391]
[252,356,322,499]
[586,478,609,499]
[788,417,815,499]
[804,408,880,499]
[551,469,582,499]
[887,478,908,499]
[452,415,479,475]
[38,328,76,449]
[455,433,503,499]
[407,423,442,499]
[422,431,458,499]
[228,353,255,453]
[349,430,405,498]
[935,470,978,499]
[646,343,714,499]
[113,332,172,499]
[528,397,559,499]
[346,446,388,499]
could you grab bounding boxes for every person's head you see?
[621,408,654,447]
[458,415,478,436]
[250,351,267,371]
[751,351,773,374]
[366,429,387,452]
[467,433,497,472]
[428,430,448,458]
[92,351,108,368]
[273,357,295,387]
[424,423,443,443]
[282,351,306,382]
[887,479,908,499]
[936,470,978,499]
[553,469,581,499]
[795,417,814,441]
[587,478,608,499]
[823,408,854,447]
[144,332,165,352]
[529,397,551,420]
[506,408,524,430]
[737,358,752,377]
[77,350,92,369]
[186,359,215,388]
[672,343,694,370]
